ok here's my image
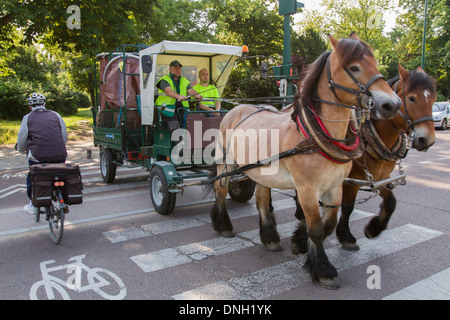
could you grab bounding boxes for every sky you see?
[294,0,401,33]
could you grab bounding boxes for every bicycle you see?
[34,180,68,244]
[30,162,82,244]
[29,254,127,300]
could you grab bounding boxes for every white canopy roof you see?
[144,40,243,57]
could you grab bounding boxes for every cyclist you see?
[16,92,68,215]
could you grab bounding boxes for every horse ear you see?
[329,34,338,49]
[416,66,426,73]
[349,31,360,40]
[398,64,410,81]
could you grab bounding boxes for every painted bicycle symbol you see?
[30,254,127,300]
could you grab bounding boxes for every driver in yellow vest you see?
[155,60,203,135]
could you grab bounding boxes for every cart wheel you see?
[150,166,176,215]
[229,178,256,202]
[100,148,117,183]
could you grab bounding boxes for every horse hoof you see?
[264,242,282,251]
[291,242,307,255]
[318,277,340,290]
[341,242,360,251]
[364,226,380,239]
[220,230,235,238]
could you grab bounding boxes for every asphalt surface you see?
[0,138,98,171]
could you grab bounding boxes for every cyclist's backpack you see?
[30,163,83,207]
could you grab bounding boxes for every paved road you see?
[0,131,449,303]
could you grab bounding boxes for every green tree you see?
[216,0,284,67]
[393,0,449,98]
[291,27,328,64]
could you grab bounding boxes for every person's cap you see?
[170,60,182,68]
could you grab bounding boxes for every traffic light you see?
[279,0,304,16]
[260,62,268,79]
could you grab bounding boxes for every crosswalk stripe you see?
[103,198,296,243]
[130,209,374,273]
[382,267,450,300]
[171,224,444,300]
[104,198,374,243]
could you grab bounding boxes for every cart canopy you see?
[139,41,244,125]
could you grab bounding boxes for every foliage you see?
[1,0,448,118]
[0,39,90,120]
[216,0,284,67]
[0,108,93,145]
[393,0,449,97]
[295,0,448,97]
[291,28,328,64]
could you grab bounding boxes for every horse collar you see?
[362,119,408,161]
[295,101,363,164]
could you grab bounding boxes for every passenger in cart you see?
[193,68,221,117]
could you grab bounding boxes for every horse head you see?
[327,32,401,120]
[393,64,436,151]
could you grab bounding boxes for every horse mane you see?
[388,70,436,95]
[291,37,375,122]
[291,51,331,122]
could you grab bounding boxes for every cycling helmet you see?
[27,92,46,106]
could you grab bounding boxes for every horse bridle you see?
[323,54,385,111]
[393,80,434,134]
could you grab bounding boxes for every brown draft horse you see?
[207,33,401,289]
[334,65,437,250]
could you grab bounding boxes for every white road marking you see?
[130,209,374,273]
[383,267,450,300]
[171,224,443,300]
[105,198,375,243]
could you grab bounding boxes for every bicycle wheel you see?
[48,192,64,244]
[87,268,127,300]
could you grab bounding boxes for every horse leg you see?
[297,190,339,289]
[320,189,342,239]
[291,192,308,255]
[256,185,281,251]
[336,184,360,251]
[365,188,396,238]
[210,164,235,238]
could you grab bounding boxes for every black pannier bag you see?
[30,163,83,207]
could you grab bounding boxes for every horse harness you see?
[294,53,386,164]
[361,79,434,162]
[314,52,385,112]
[204,56,386,184]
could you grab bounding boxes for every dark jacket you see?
[17,106,67,162]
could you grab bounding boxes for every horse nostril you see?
[382,103,394,113]
[381,98,401,115]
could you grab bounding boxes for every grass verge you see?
[0,108,93,145]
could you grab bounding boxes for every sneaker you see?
[24,203,38,215]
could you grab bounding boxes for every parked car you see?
[432,101,450,129]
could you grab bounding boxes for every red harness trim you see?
[309,102,360,152]
[295,103,360,164]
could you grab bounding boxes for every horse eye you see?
[408,96,416,103]
[349,66,360,72]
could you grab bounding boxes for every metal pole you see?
[421,0,428,69]
[283,15,293,97]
